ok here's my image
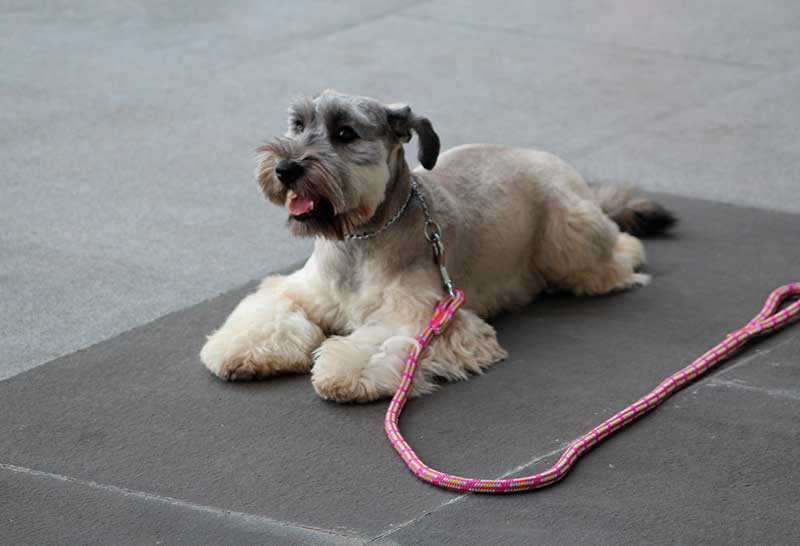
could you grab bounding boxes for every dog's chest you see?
[310,243,394,332]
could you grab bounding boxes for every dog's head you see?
[256,90,440,239]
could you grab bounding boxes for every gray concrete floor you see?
[2,1,799,545]
[4,0,800,380]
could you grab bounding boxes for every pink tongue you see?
[288,195,315,216]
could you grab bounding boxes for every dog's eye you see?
[335,126,358,143]
[291,120,304,132]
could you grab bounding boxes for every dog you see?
[200,90,675,402]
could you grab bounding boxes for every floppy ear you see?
[386,104,441,170]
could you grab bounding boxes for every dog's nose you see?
[275,160,304,185]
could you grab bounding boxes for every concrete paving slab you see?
[416,0,800,68]
[575,66,800,214]
[1,194,798,544]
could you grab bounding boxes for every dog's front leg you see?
[200,273,326,381]
[311,292,507,402]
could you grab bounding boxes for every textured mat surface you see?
[1,194,798,545]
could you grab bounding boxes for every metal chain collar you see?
[345,177,455,297]
[344,181,416,241]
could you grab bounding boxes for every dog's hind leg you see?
[422,308,508,386]
[538,195,649,296]
[200,273,326,381]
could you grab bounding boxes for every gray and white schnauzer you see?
[201,90,675,402]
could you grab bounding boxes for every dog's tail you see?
[589,184,677,237]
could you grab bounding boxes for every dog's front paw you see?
[311,335,417,402]
[200,325,318,381]
[311,336,377,402]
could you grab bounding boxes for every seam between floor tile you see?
[363,444,570,544]
[704,378,800,401]
[710,332,798,379]
[568,65,794,159]
[0,462,366,545]
[692,332,800,400]
[399,13,776,71]
[395,13,793,175]
[303,0,432,46]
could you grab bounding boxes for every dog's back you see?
[414,143,675,314]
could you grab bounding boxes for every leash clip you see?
[426,223,455,298]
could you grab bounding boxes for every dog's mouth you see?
[286,190,334,222]
[286,190,315,218]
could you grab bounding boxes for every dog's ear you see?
[386,104,440,170]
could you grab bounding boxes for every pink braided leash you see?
[385,283,800,493]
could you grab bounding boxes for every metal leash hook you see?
[424,219,455,297]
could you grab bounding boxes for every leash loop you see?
[385,283,800,493]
